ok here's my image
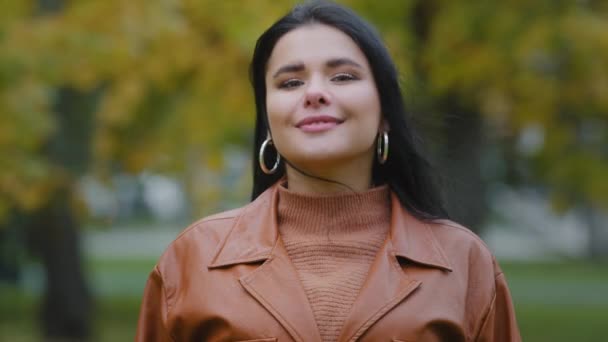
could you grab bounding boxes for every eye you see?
[331,72,358,82]
[278,78,304,89]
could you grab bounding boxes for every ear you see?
[379,118,390,133]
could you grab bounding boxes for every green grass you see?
[501,261,608,341]
[0,289,141,341]
[86,258,157,297]
[517,303,607,342]
[95,296,142,341]
[1,260,606,341]
[0,286,37,342]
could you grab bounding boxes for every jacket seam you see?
[346,249,420,341]
[172,215,238,245]
[240,257,302,342]
[207,207,249,267]
[156,265,177,342]
[242,283,301,341]
[472,272,501,341]
[423,222,453,271]
[349,281,420,342]
[435,221,494,252]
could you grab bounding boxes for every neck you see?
[284,163,373,194]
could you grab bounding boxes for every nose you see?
[305,92,329,107]
[304,79,331,108]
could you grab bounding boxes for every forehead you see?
[267,24,369,71]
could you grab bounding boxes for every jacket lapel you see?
[208,185,321,342]
[240,239,322,342]
[338,193,453,342]
[337,238,421,342]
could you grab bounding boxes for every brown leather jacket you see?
[136,182,521,341]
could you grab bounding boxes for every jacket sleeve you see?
[475,272,522,342]
[136,266,174,342]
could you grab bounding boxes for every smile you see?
[296,115,344,133]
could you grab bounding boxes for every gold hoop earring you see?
[377,131,389,164]
[259,135,280,174]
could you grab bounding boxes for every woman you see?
[137,1,521,341]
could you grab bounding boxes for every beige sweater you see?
[277,184,391,342]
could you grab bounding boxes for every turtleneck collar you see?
[277,183,391,239]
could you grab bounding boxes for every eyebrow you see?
[272,63,305,79]
[271,58,363,79]
[326,57,362,69]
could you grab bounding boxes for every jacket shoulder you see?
[430,219,502,277]
[431,219,493,253]
[428,220,518,340]
[153,205,246,275]
[175,207,243,241]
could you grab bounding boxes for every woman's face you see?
[265,24,382,174]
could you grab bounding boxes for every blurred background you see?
[0,0,606,341]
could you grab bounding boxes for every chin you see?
[280,140,373,167]
[288,154,339,166]
[286,150,361,169]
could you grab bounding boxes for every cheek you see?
[340,83,382,124]
[265,91,298,154]
[266,91,296,127]
[360,84,381,115]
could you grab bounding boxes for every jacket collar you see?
[208,182,452,272]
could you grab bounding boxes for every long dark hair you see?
[249,0,447,220]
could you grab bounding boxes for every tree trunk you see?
[409,0,488,233]
[32,0,94,336]
[582,204,608,260]
[26,189,92,340]
[24,83,98,339]
[0,219,21,284]
[437,101,487,232]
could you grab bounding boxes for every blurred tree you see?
[1,1,95,339]
[407,0,488,232]
[401,0,608,256]
[0,0,294,221]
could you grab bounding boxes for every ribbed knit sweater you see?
[277,184,391,342]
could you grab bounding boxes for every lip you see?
[295,115,344,133]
